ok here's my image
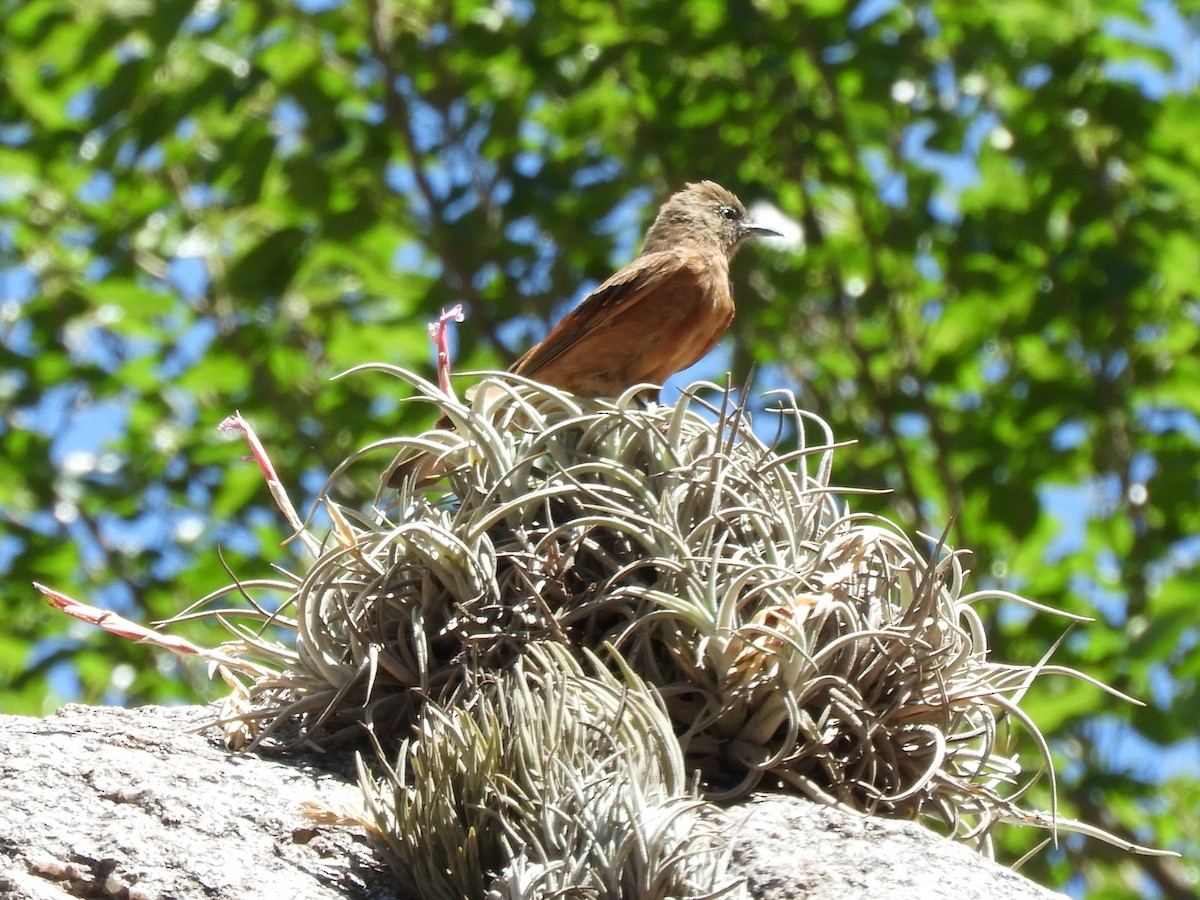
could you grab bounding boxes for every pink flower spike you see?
[218,411,280,486]
[217,412,320,558]
[34,582,273,677]
[429,304,466,396]
[35,582,149,641]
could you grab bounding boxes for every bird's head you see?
[641,180,780,257]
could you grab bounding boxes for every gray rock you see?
[726,794,1064,900]
[0,704,1063,899]
[0,704,400,900]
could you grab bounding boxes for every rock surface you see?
[0,704,1064,899]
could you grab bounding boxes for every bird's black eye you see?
[718,205,741,221]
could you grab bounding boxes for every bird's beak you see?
[741,220,782,239]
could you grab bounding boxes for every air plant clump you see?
[188,364,1117,841]
[41,349,1166,892]
[358,642,739,899]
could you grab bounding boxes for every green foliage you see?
[1,0,1196,894]
[358,644,736,899]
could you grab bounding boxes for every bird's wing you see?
[511,248,694,378]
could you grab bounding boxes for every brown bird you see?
[385,181,777,487]
[508,180,779,395]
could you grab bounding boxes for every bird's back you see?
[512,247,732,396]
